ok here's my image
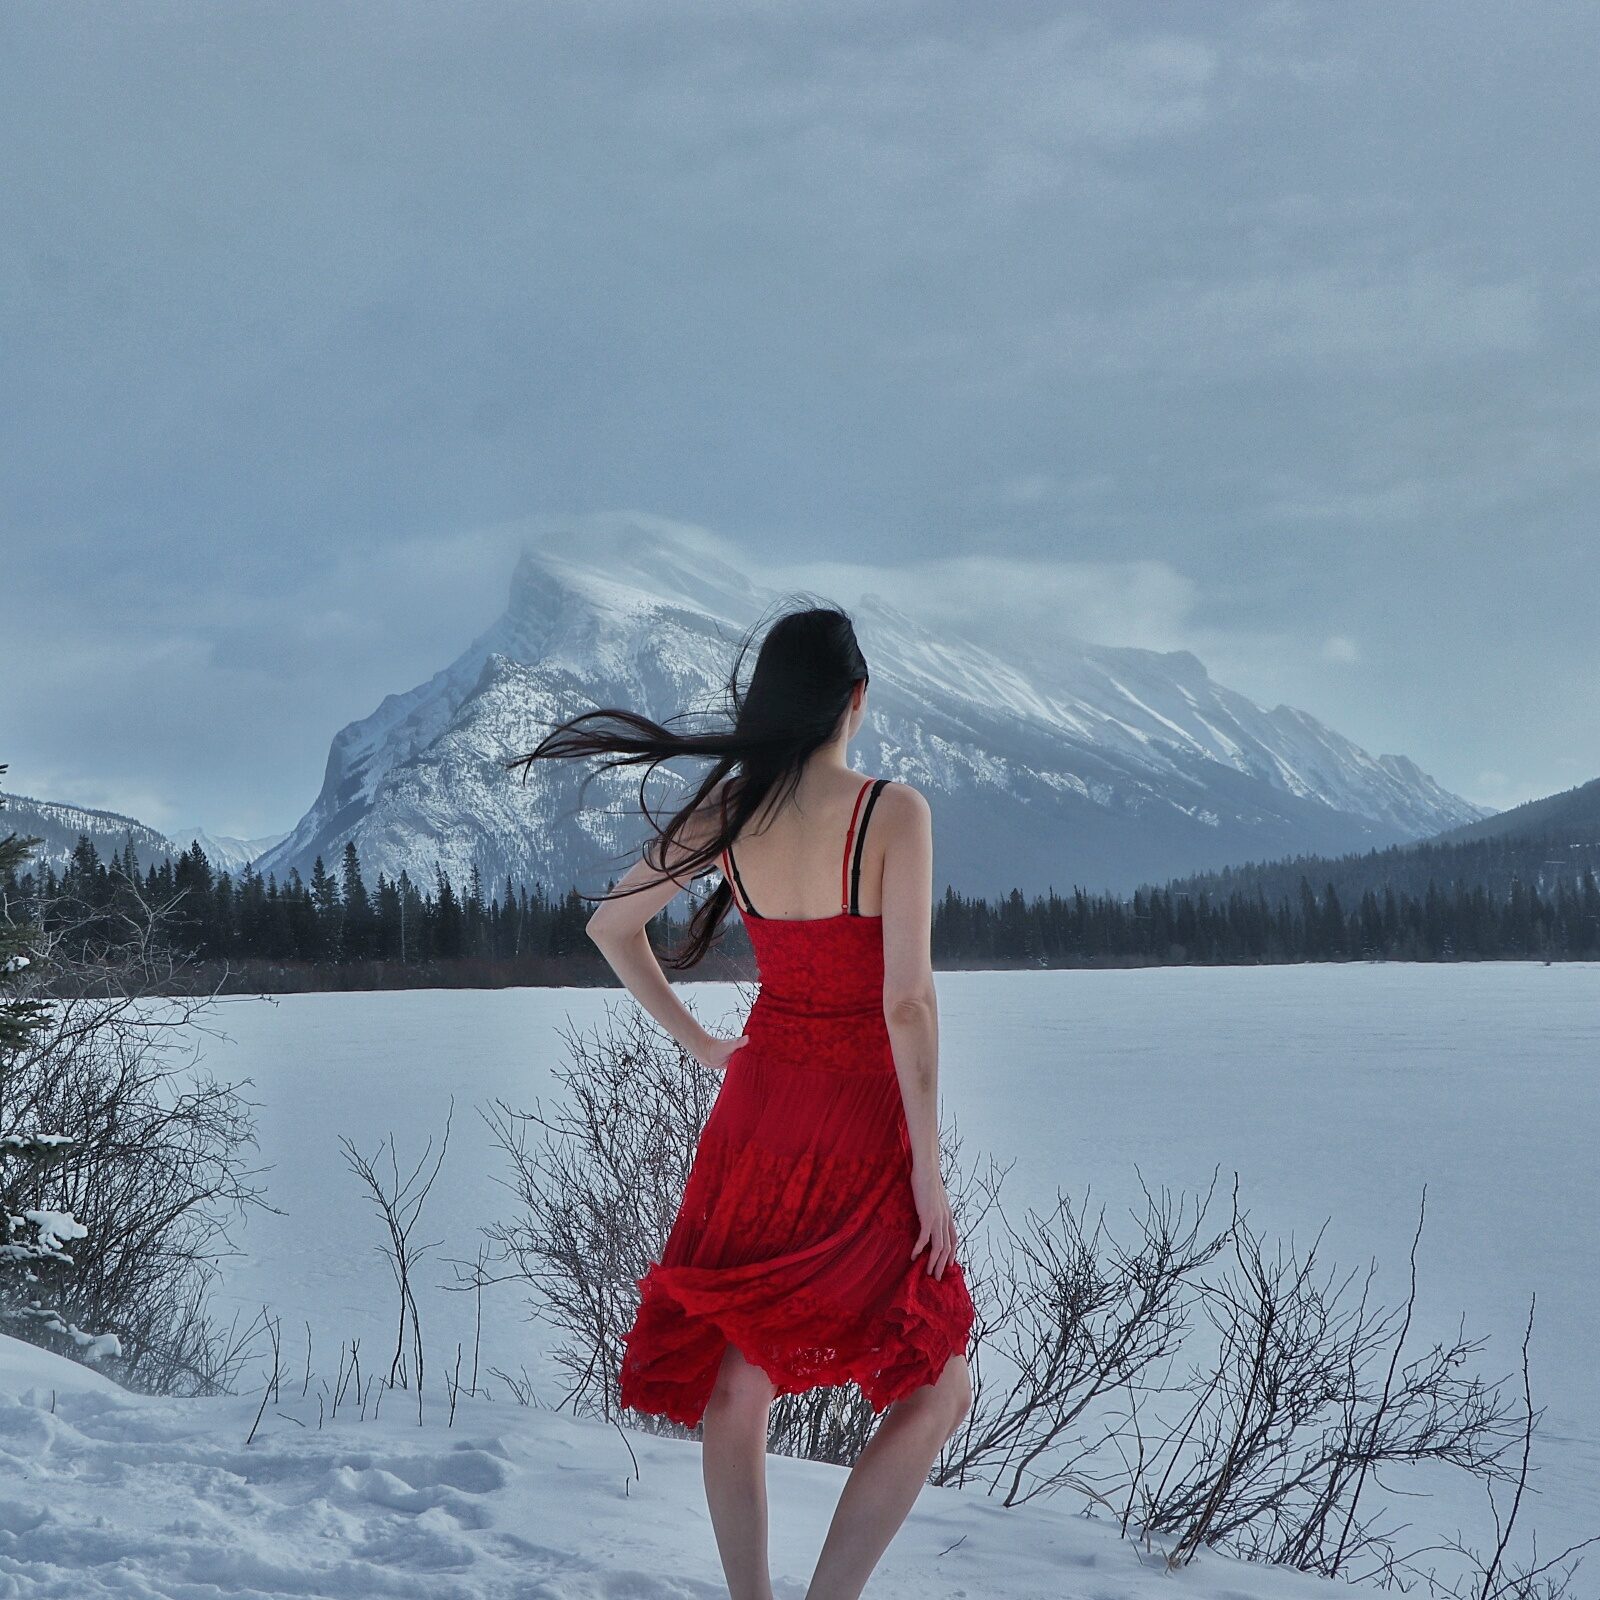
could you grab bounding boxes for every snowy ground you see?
[1,962,1595,1596]
[2,1329,1373,1599]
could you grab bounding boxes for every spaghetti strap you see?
[722,843,762,917]
[851,774,889,915]
[838,777,874,913]
[722,775,887,920]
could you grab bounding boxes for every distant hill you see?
[0,791,175,873]
[0,790,285,877]
[1432,775,1600,847]
[1143,773,1600,908]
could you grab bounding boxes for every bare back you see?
[721,767,885,920]
[719,765,936,1009]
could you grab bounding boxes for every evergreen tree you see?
[341,840,375,962]
[547,885,591,957]
[0,767,94,1357]
[434,865,464,959]
[0,769,49,1053]
[465,862,487,958]
[1298,878,1321,958]
[396,869,420,963]
[171,841,216,957]
[308,854,340,961]
[1321,881,1345,957]
[374,872,402,961]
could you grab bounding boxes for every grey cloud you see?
[1,0,1597,832]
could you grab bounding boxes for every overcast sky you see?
[3,1,1597,839]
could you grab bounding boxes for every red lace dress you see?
[619,776,975,1429]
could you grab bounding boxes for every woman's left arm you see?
[584,788,747,1070]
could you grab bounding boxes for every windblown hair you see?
[504,598,870,968]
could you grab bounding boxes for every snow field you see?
[2,961,1595,1595]
[2,1332,1358,1600]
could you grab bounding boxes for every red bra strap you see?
[839,776,875,912]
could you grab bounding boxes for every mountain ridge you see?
[1432,774,1600,847]
[252,525,1492,899]
[0,789,287,876]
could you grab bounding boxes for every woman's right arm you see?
[879,782,957,1279]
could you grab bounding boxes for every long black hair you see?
[503,598,870,968]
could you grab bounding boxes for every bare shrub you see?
[1130,1183,1526,1576]
[936,1170,1230,1504]
[339,1102,454,1424]
[487,993,1590,1593]
[476,994,728,1425]
[1,868,271,1395]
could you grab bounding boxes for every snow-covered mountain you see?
[161,825,289,875]
[0,790,286,877]
[254,523,1492,900]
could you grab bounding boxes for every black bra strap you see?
[724,843,762,917]
[848,778,890,914]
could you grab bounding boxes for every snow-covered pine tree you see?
[0,766,120,1367]
[0,768,49,1054]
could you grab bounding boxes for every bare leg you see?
[803,1355,972,1600]
[701,1341,778,1600]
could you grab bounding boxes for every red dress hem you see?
[620,1254,974,1431]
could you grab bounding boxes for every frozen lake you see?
[202,962,1599,1559]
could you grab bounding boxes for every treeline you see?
[933,870,1600,965]
[5,832,1599,984]
[5,836,625,982]
[1155,829,1600,912]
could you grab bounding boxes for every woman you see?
[509,601,974,1600]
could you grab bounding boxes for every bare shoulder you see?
[875,779,931,829]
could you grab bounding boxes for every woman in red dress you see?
[514,603,974,1600]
